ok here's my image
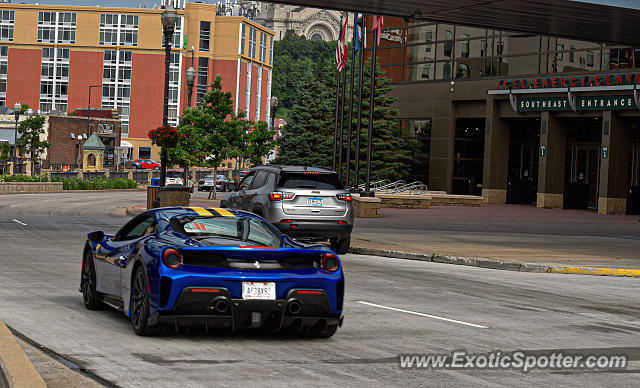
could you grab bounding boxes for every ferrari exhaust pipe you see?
[286,299,302,315]
[213,297,230,314]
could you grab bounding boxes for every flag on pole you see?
[372,15,384,46]
[334,13,349,72]
[354,13,362,59]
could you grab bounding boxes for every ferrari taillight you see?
[162,248,182,269]
[321,253,340,272]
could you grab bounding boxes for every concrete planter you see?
[0,182,63,194]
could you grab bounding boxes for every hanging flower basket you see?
[148,126,184,148]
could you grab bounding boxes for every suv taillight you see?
[269,192,295,201]
[336,193,352,203]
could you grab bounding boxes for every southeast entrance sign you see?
[517,95,638,112]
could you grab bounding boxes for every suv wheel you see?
[331,235,351,255]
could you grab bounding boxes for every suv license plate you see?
[242,282,276,300]
[308,197,323,207]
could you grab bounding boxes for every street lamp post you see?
[12,102,20,165]
[186,66,196,108]
[160,3,177,188]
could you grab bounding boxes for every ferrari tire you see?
[131,267,162,336]
[82,249,102,310]
[331,235,351,255]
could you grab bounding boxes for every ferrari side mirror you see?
[88,231,105,243]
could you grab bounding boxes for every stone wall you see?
[0,182,63,194]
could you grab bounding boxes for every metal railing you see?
[357,179,428,195]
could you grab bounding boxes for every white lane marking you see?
[12,219,27,226]
[356,301,488,329]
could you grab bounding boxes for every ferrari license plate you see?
[307,197,323,207]
[242,282,276,300]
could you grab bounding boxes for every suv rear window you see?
[277,172,344,190]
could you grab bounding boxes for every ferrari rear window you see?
[172,216,281,247]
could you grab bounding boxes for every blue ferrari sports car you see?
[80,207,344,337]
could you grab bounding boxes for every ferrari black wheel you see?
[131,267,156,336]
[82,250,102,310]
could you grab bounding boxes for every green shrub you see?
[0,174,50,182]
[50,177,137,190]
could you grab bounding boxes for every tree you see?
[272,60,335,168]
[241,120,276,166]
[17,115,50,176]
[272,30,335,120]
[175,74,238,199]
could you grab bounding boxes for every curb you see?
[349,247,640,278]
[0,321,46,388]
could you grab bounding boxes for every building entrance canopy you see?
[274,0,640,46]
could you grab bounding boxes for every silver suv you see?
[220,166,354,254]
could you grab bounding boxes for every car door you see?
[243,170,269,212]
[230,171,255,209]
[95,215,157,299]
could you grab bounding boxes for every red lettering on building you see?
[616,75,623,85]
[606,75,612,86]
[560,78,566,87]
[570,77,577,87]
[595,76,601,86]
[541,79,548,88]
[533,78,539,88]
[497,80,502,90]
[580,76,587,86]
[552,78,557,88]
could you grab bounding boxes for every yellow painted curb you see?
[549,266,640,278]
[0,321,46,388]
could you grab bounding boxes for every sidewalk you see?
[126,202,640,276]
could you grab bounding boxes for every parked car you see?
[233,170,250,184]
[118,158,134,169]
[166,170,194,193]
[198,174,230,192]
[80,207,343,337]
[220,166,354,254]
[134,159,161,170]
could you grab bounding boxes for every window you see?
[256,66,262,121]
[456,63,469,78]
[425,30,433,53]
[421,62,431,79]
[443,62,451,79]
[250,170,269,189]
[102,50,132,137]
[100,14,138,47]
[556,44,564,60]
[40,48,69,113]
[0,46,6,106]
[167,53,182,126]
[139,147,151,159]
[569,45,575,62]
[269,36,273,65]
[0,10,14,42]
[587,51,594,67]
[461,34,469,58]
[259,32,267,62]
[277,173,344,190]
[199,21,210,52]
[240,24,245,55]
[196,57,209,105]
[245,63,252,118]
[443,30,453,57]
[249,27,256,59]
[480,39,486,57]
